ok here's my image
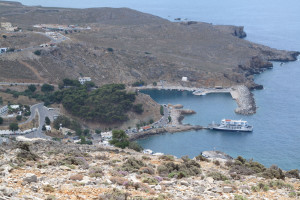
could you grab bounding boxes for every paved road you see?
[23,103,57,139]
[126,104,170,136]
[154,105,170,128]
[0,82,57,87]
[0,82,42,86]
[19,103,43,125]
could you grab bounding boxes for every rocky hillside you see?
[0,140,299,200]
[0,1,299,89]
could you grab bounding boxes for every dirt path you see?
[18,60,44,82]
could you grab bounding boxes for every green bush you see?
[0,117,3,125]
[159,155,175,161]
[128,141,143,152]
[207,172,228,181]
[88,167,103,177]
[45,117,51,125]
[34,50,41,56]
[107,48,114,52]
[28,84,37,92]
[285,169,300,179]
[41,84,54,93]
[121,157,146,172]
[157,160,201,179]
[160,105,164,115]
[261,165,285,180]
[195,154,209,162]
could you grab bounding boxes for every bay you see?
[5,0,300,169]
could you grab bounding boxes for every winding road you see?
[22,103,56,139]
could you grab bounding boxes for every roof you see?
[143,126,151,129]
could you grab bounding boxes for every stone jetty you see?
[231,85,256,115]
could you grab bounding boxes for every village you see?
[0,22,91,55]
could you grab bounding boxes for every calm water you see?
[8,0,300,169]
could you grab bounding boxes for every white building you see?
[0,105,8,116]
[78,77,92,84]
[10,105,20,109]
[101,131,112,139]
[45,125,52,132]
[181,77,188,82]
[0,48,8,54]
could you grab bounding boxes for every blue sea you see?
[7,0,300,170]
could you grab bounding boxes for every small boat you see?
[193,89,206,96]
[209,119,253,132]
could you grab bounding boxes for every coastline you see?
[129,84,256,140]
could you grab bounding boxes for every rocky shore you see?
[230,85,256,115]
[0,141,299,200]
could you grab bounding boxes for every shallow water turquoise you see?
[7,0,300,169]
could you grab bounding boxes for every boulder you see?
[23,173,38,184]
[223,186,233,193]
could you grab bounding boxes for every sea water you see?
[6,0,300,169]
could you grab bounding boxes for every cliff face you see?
[0,1,299,88]
[0,141,299,200]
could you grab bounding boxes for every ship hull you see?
[212,127,253,132]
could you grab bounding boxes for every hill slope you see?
[0,1,299,88]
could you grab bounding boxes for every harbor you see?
[137,84,256,115]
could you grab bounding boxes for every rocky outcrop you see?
[214,25,247,38]
[201,151,233,160]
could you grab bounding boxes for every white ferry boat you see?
[210,119,253,132]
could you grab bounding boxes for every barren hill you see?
[0,1,299,88]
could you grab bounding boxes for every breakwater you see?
[230,85,256,115]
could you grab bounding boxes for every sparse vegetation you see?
[132,104,144,114]
[285,169,300,179]
[121,157,146,172]
[195,154,209,162]
[157,159,201,179]
[132,80,145,87]
[43,184,55,192]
